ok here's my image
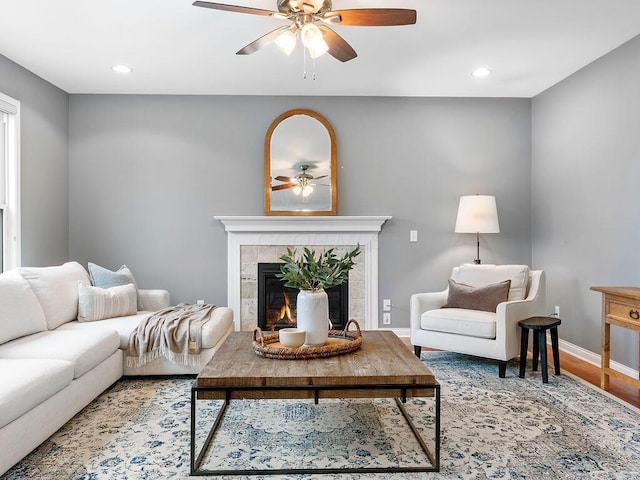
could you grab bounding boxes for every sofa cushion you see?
[88,263,142,310]
[0,329,119,379]
[451,264,530,301]
[58,313,151,349]
[0,358,74,429]
[421,308,497,339]
[0,270,47,345]
[58,307,234,350]
[443,279,511,312]
[78,282,137,322]
[17,262,91,330]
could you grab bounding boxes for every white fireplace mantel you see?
[215,216,391,331]
[215,216,391,233]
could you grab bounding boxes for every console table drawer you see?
[608,301,640,325]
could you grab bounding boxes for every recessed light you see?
[472,67,492,78]
[111,65,132,74]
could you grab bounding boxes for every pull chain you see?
[303,48,307,80]
[302,48,318,80]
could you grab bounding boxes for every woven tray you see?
[252,319,362,360]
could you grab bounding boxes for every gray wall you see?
[532,35,640,369]
[69,95,532,327]
[5,28,637,352]
[0,54,69,267]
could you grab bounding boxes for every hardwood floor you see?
[553,348,640,408]
[402,338,640,408]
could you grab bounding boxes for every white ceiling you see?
[1,0,639,97]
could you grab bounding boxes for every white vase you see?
[296,289,329,346]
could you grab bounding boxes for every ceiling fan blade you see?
[237,26,291,55]
[326,9,417,27]
[312,174,328,180]
[193,1,278,17]
[275,175,293,182]
[317,26,357,62]
[272,183,296,191]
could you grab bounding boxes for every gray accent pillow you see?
[88,262,141,310]
[443,278,511,313]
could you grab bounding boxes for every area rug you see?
[3,352,640,479]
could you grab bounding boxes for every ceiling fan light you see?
[275,29,297,55]
[307,39,329,58]
[292,185,302,195]
[300,23,322,48]
[302,185,313,197]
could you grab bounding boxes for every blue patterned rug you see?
[3,351,640,479]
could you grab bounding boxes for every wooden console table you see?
[590,286,640,391]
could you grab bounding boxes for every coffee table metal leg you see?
[394,384,440,471]
[190,384,441,475]
[190,387,229,475]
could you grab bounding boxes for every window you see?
[0,92,20,272]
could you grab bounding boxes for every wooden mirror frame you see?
[264,109,337,216]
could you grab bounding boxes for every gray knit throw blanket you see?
[126,303,217,368]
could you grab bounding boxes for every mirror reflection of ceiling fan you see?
[193,0,417,62]
[271,165,328,197]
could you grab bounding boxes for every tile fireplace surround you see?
[215,216,391,332]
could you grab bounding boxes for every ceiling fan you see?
[193,0,417,62]
[272,164,328,196]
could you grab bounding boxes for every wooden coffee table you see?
[190,330,440,476]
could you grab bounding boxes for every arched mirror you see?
[265,109,337,216]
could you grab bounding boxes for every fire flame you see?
[279,292,296,324]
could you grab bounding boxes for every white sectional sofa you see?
[0,262,234,475]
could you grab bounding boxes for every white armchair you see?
[411,264,546,377]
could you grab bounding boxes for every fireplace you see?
[257,263,349,332]
[215,215,390,331]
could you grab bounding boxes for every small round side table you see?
[518,316,562,383]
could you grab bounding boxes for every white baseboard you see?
[557,338,639,379]
[377,327,410,338]
[392,327,410,338]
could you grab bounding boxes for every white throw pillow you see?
[451,264,531,302]
[0,270,47,344]
[77,282,138,322]
[18,262,91,330]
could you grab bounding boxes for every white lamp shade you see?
[455,195,500,233]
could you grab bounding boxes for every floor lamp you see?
[455,195,500,264]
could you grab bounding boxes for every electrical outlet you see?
[554,305,560,317]
[410,230,418,242]
[383,313,391,325]
[383,299,392,311]
[197,299,205,305]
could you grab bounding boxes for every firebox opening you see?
[257,263,348,332]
